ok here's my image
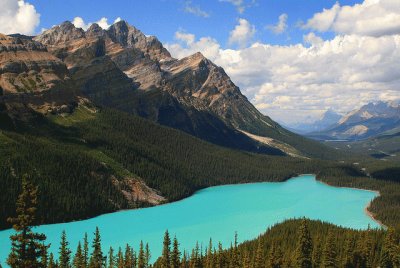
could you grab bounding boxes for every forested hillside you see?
[1,106,400,231]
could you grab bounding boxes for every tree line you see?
[1,108,400,231]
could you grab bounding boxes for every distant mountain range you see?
[0,20,338,159]
[288,110,342,134]
[307,101,400,141]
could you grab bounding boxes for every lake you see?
[0,175,380,264]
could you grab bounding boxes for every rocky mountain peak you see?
[86,23,105,38]
[34,21,85,45]
[106,20,171,61]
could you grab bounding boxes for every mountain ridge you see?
[308,101,400,141]
[3,19,341,159]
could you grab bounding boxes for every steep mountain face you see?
[289,110,342,134]
[308,101,400,141]
[30,20,339,158]
[31,21,284,155]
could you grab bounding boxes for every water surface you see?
[0,175,379,264]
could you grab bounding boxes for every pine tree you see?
[254,238,264,268]
[294,219,313,268]
[161,230,171,268]
[341,234,354,268]
[269,243,283,268]
[215,243,225,268]
[145,243,150,268]
[83,233,89,268]
[41,243,48,268]
[124,244,133,268]
[117,248,124,268]
[89,227,104,268]
[138,241,145,268]
[361,231,372,268]
[132,248,137,268]
[312,240,322,268]
[73,242,85,268]
[380,228,399,268]
[321,229,337,268]
[48,253,56,268]
[171,236,181,268]
[241,251,251,268]
[59,230,72,268]
[204,238,213,268]
[190,242,201,268]
[108,247,114,268]
[181,250,189,268]
[7,175,48,268]
[231,232,240,268]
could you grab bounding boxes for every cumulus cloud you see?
[228,18,256,48]
[266,13,288,34]
[72,16,121,31]
[165,31,221,60]
[166,31,400,124]
[184,1,210,18]
[303,32,323,46]
[0,0,40,35]
[303,0,400,37]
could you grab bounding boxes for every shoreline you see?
[364,194,387,229]
[0,174,386,231]
[316,179,386,229]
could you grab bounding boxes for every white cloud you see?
[228,18,256,48]
[266,13,288,34]
[0,0,40,35]
[303,0,400,37]
[166,31,400,124]
[219,0,256,14]
[303,32,323,46]
[184,1,210,18]
[165,31,220,60]
[72,17,122,31]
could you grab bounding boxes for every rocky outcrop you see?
[0,33,78,117]
[107,20,171,62]
[0,33,70,94]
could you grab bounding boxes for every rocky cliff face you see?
[0,33,69,94]
[0,33,78,117]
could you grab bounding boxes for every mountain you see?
[288,110,342,134]
[29,20,340,158]
[308,101,400,141]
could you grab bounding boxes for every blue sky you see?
[29,0,358,46]
[1,0,400,124]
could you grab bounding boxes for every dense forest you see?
[2,179,399,268]
[1,107,400,230]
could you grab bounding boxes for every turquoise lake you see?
[0,175,380,264]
